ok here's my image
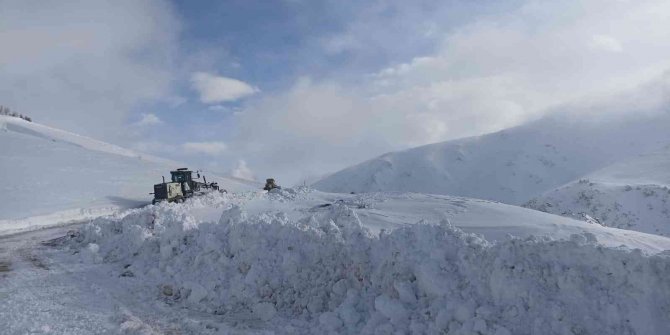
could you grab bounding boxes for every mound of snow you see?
[313,111,670,205]
[0,116,255,235]
[69,189,670,334]
[526,148,670,236]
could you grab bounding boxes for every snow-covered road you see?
[0,223,266,334]
[0,224,116,333]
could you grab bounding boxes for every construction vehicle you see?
[263,178,281,191]
[151,168,223,204]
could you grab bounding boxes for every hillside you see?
[526,147,670,236]
[313,111,670,205]
[0,116,255,235]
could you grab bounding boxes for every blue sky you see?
[128,0,526,180]
[158,0,516,113]
[2,0,670,184]
[170,0,513,88]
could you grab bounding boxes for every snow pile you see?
[265,186,315,202]
[72,190,670,334]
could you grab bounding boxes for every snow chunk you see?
[253,302,277,321]
[374,295,408,325]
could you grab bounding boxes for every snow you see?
[526,147,670,236]
[34,187,670,334]
[0,115,152,160]
[3,107,670,334]
[589,148,670,186]
[0,224,250,334]
[313,111,670,205]
[0,116,257,235]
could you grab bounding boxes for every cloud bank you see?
[230,0,670,184]
[182,141,228,156]
[134,113,162,126]
[0,0,180,141]
[190,72,258,104]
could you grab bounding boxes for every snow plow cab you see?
[170,168,198,196]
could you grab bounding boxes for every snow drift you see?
[70,189,670,334]
[0,116,255,235]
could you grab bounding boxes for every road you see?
[0,223,264,335]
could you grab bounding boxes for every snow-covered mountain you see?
[526,147,670,236]
[5,115,670,333]
[0,116,255,235]
[313,111,670,206]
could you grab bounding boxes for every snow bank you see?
[0,206,118,237]
[72,190,670,334]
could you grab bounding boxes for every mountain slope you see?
[526,147,670,236]
[0,116,255,234]
[313,111,670,205]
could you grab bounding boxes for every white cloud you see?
[134,113,162,126]
[0,0,179,141]
[590,34,623,53]
[190,72,258,104]
[231,160,255,180]
[321,34,362,55]
[182,141,228,156]
[165,96,188,108]
[353,0,670,141]
[207,104,241,113]
[208,105,227,111]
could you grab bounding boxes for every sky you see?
[2,0,670,184]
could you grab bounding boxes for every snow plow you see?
[151,168,224,204]
[263,178,281,191]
